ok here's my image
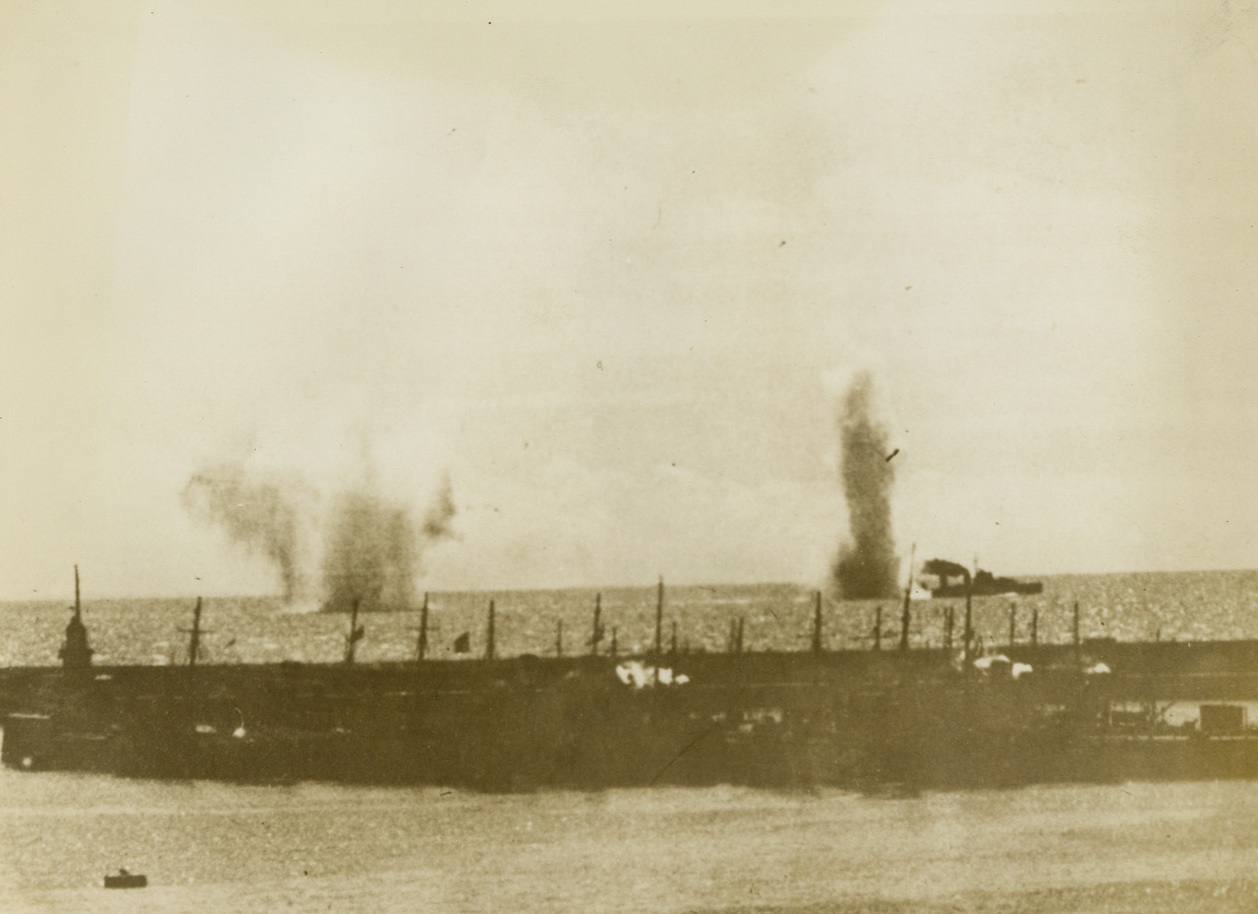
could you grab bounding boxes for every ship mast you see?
[899,544,915,651]
[416,592,429,663]
[485,599,496,661]
[811,591,824,654]
[589,593,603,656]
[59,565,93,670]
[344,597,364,664]
[654,576,664,684]
[654,576,664,658]
[182,597,205,667]
[963,576,974,664]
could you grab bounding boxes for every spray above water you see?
[319,477,455,613]
[184,460,455,611]
[183,465,311,602]
[831,371,899,600]
[421,475,457,541]
[320,492,417,614]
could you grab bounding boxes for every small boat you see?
[103,869,147,889]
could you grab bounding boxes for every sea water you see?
[2,572,1258,913]
[6,571,1258,668]
[3,773,1258,913]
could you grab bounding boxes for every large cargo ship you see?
[4,572,1258,790]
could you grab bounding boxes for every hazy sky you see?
[3,0,1257,599]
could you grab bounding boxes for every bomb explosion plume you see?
[422,475,457,540]
[831,372,900,600]
[185,461,456,611]
[321,478,456,612]
[320,492,418,613]
[183,464,308,601]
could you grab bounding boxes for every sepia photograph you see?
[3,1,1258,911]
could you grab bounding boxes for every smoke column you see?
[320,492,412,613]
[185,462,456,610]
[320,471,457,612]
[183,464,309,601]
[422,475,457,540]
[831,372,899,600]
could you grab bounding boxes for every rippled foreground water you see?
[3,768,1258,914]
[4,571,1258,912]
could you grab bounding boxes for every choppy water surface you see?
[3,571,1258,912]
[5,571,1258,667]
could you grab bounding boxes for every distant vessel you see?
[104,869,146,889]
[921,558,1043,598]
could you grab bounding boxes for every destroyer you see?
[921,558,1043,598]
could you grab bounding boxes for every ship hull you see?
[931,582,1044,598]
[7,653,1258,790]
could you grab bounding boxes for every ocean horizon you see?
[4,569,1258,668]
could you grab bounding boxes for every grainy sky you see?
[3,0,1257,598]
